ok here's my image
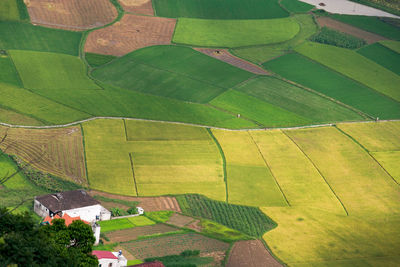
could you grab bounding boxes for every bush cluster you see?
[310,27,367,49]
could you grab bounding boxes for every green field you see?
[10,50,101,91]
[264,53,400,119]
[173,17,300,48]
[99,218,135,233]
[0,21,81,55]
[85,52,117,68]
[0,108,44,126]
[295,42,400,102]
[371,151,400,184]
[210,90,312,127]
[280,0,314,13]
[380,40,400,53]
[357,43,400,75]
[235,76,364,123]
[212,130,288,206]
[231,14,317,63]
[0,0,21,21]
[0,53,22,86]
[92,46,253,103]
[153,0,288,19]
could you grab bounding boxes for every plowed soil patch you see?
[166,213,197,228]
[26,0,118,31]
[227,240,282,267]
[195,48,269,75]
[0,126,86,185]
[106,224,177,243]
[85,14,176,56]
[317,17,387,44]
[119,0,154,15]
[89,190,181,212]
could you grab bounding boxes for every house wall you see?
[34,199,51,218]
[64,204,106,223]
[98,258,118,267]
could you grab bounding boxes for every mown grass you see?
[211,130,288,207]
[0,53,22,86]
[235,76,364,123]
[231,14,317,63]
[310,27,366,49]
[92,45,253,103]
[210,90,312,127]
[264,52,400,119]
[357,43,400,75]
[280,0,314,13]
[10,50,101,91]
[153,0,288,19]
[0,21,81,55]
[85,52,117,68]
[371,151,400,184]
[296,42,400,102]
[173,17,300,48]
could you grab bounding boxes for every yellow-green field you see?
[371,151,400,184]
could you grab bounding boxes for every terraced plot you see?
[9,50,101,91]
[296,42,400,102]
[357,43,400,75]
[85,14,176,56]
[0,21,82,55]
[264,53,400,119]
[26,0,117,30]
[173,17,300,48]
[211,130,287,207]
[153,0,288,19]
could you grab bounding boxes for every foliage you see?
[357,43,400,75]
[173,17,300,48]
[153,0,288,19]
[280,0,314,13]
[177,194,277,237]
[85,52,116,68]
[310,27,366,49]
[0,21,82,55]
[145,211,174,223]
[199,219,249,242]
[144,250,213,267]
[111,207,128,217]
[263,52,400,120]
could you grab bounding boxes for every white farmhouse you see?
[34,189,111,223]
[92,250,127,267]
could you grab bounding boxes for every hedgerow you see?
[310,27,366,49]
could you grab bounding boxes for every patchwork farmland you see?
[1,0,400,265]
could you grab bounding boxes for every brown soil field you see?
[106,224,177,243]
[227,240,282,267]
[0,126,87,185]
[119,0,154,16]
[84,14,176,56]
[26,0,117,31]
[122,233,229,260]
[317,17,387,44]
[166,213,197,228]
[194,48,269,75]
[89,190,181,212]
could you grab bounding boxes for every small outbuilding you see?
[92,250,127,267]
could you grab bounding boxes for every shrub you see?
[310,27,367,49]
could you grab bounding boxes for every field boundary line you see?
[128,153,139,197]
[248,131,291,206]
[282,130,349,216]
[0,104,49,125]
[7,51,25,89]
[334,126,400,186]
[79,124,91,187]
[206,129,229,203]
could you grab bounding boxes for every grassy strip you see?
[16,0,29,21]
[280,0,314,13]
[311,27,367,49]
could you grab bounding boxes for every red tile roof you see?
[92,250,118,260]
[43,213,89,226]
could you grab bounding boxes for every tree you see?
[0,208,98,266]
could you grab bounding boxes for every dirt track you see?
[85,14,176,56]
[26,0,117,31]
[317,17,387,44]
[195,48,269,75]
[119,0,154,16]
[227,240,283,267]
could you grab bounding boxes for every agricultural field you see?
[105,224,177,243]
[357,42,400,75]
[264,53,400,119]
[173,17,300,48]
[0,0,29,21]
[380,40,400,53]
[310,26,367,49]
[0,53,23,87]
[26,0,118,31]
[85,53,116,68]
[280,0,314,13]
[118,0,154,16]
[153,0,289,19]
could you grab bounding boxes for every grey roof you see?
[35,190,100,212]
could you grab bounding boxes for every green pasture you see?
[127,216,156,227]
[99,218,135,233]
[296,42,400,102]
[264,53,400,119]
[85,52,116,68]
[210,90,311,127]
[337,121,400,152]
[357,43,400,75]
[380,40,400,53]
[285,127,400,217]
[153,0,288,19]
[250,130,344,214]
[280,0,314,13]
[371,151,400,184]
[0,21,81,55]
[212,130,287,207]
[92,46,252,103]
[325,14,400,41]
[0,53,22,86]
[236,76,364,123]
[0,0,20,21]
[0,108,44,126]
[0,83,89,124]
[173,17,300,48]
[231,14,317,63]
[10,50,101,91]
